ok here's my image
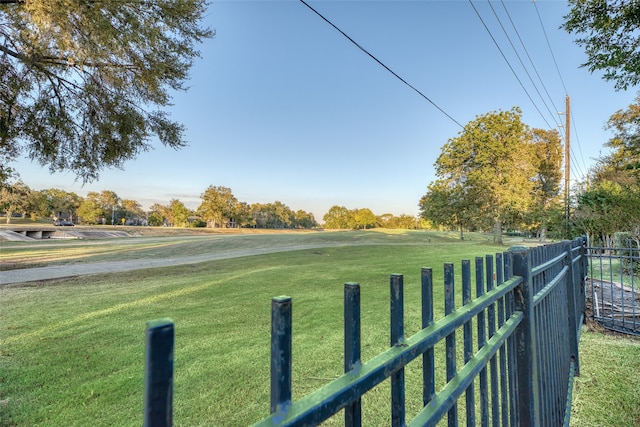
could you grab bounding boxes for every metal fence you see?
[587,244,640,335]
[143,237,587,426]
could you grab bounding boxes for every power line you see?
[468,0,553,129]
[486,0,561,130]
[533,0,568,95]
[499,0,564,129]
[533,1,590,182]
[298,0,463,128]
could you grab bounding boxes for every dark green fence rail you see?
[144,237,587,426]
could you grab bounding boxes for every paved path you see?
[1,244,339,285]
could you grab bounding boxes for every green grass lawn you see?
[570,327,640,427]
[1,230,638,426]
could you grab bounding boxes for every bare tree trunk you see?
[539,226,547,242]
[493,219,503,245]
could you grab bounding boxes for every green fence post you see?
[564,240,581,376]
[510,247,539,427]
[270,296,292,420]
[144,319,174,427]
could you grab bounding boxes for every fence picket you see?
[144,237,589,427]
[344,283,362,427]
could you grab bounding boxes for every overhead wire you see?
[485,0,562,130]
[499,0,564,129]
[468,0,554,130]
[301,0,592,183]
[298,0,464,129]
[532,0,590,183]
[472,0,589,184]
[533,0,568,95]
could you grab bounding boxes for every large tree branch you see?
[0,42,138,72]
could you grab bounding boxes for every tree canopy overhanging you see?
[0,0,212,184]
[563,0,640,90]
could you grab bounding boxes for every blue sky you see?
[12,0,639,221]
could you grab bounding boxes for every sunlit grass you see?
[1,231,635,426]
[1,232,502,426]
[570,328,640,426]
[1,229,504,270]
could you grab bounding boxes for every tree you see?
[423,108,536,244]
[394,214,420,229]
[603,95,640,179]
[378,213,420,230]
[234,202,255,228]
[147,203,167,227]
[0,180,30,223]
[26,189,49,220]
[351,208,377,230]
[573,180,640,247]
[323,205,352,229]
[97,190,120,224]
[167,199,191,227]
[249,201,295,229]
[294,209,317,229]
[40,188,82,221]
[419,180,481,240]
[0,0,212,181]
[563,0,640,90]
[76,196,102,225]
[75,190,120,224]
[121,199,146,225]
[529,129,563,240]
[271,201,294,228]
[197,186,238,228]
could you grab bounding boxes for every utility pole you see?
[564,95,571,238]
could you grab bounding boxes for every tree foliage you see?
[0,0,212,181]
[0,179,30,223]
[323,205,351,229]
[603,94,640,179]
[197,186,238,228]
[421,108,537,244]
[563,0,640,90]
[167,198,191,227]
[121,199,146,224]
[419,180,482,239]
[250,201,296,228]
[76,190,120,224]
[352,208,377,230]
[529,128,563,240]
[41,188,82,220]
[573,180,640,247]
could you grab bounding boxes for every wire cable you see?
[468,0,553,129]
[499,0,564,129]
[533,0,568,95]
[299,0,464,128]
[533,1,589,182]
[486,0,561,130]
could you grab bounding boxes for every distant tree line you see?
[0,184,319,229]
[322,206,424,230]
[0,183,421,230]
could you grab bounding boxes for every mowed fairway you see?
[0,230,499,426]
[1,230,638,426]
